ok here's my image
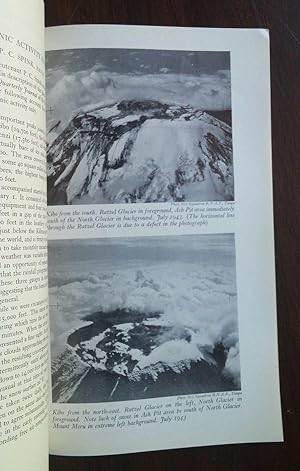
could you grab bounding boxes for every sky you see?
[46,48,231,129]
[48,233,235,274]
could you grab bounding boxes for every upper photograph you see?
[46,48,233,205]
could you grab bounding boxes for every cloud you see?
[47,65,231,129]
[49,259,239,383]
[224,343,240,387]
[160,67,171,73]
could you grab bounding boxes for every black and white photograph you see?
[49,234,240,403]
[46,49,233,205]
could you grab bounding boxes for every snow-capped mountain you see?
[47,100,233,205]
[49,235,239,403]
[52,308,236,403]
[67,311,219,380]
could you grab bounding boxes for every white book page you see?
[0,1,48,470]
[46,25,282,456]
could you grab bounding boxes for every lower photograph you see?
[48,233,240,403]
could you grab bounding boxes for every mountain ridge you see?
[47,99,234,205]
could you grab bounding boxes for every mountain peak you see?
[47,100,233,205]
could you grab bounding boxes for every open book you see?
[0,0,283,469]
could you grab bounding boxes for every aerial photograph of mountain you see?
[48,234,240,403]
[46,48,233,205]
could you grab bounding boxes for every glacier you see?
[47,100,233,204]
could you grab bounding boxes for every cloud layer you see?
[47,62,231,128]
